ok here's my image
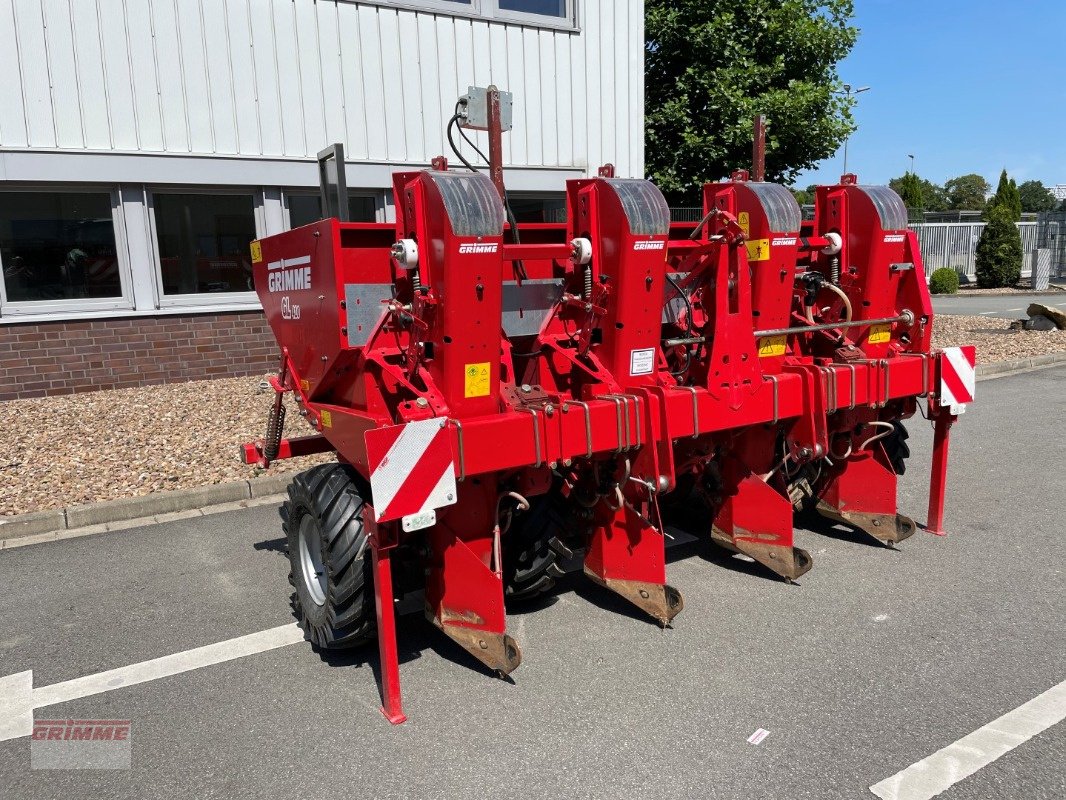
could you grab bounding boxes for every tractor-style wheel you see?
[882,420,910,476]
[282,464,375,650]
[502,493,573,602]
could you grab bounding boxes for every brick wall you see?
[0,311,279,401]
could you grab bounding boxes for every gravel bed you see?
[932,314,1065,362]
[0,376,330,516]
[2,315,1064,516]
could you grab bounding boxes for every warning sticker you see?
[738,211,750,237]
[746,238,770,262]
[250,240,262,264]
[464,362,491,398]
[757,335,787,357]
[320,410,332,428]
[629,347,656,376]
[867,324,892,344]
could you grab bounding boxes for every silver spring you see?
[584,264,593,300]
[411,269,421,294]
[830,256,840,284]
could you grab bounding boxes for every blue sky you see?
[795,0,1066,190]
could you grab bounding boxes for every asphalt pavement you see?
[931,291,1066,319]
[1,367,1064,799]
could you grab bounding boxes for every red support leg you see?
[365,510,406,725]
[925,411,955,537]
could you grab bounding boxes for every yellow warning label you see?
[867,324,892,344]
[320,410,332,428]
[746,238,770,262]
[757,335,787,357]
[464,362,491,398]
[250,240,262,263]
[738,211,750,237]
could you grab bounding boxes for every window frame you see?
[491,0,573,27]
[355,1,579,33]
[146,187,263,310]
[0,185,135,319]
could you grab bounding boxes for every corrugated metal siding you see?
[0,0,644,176]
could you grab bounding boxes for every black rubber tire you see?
[882,420,911,476]
[502,493,572,602]
[282,463,375,650]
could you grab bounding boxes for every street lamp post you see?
[908,153,916,174]
[837,84,871,175]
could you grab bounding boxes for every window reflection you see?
[0,192,120,302]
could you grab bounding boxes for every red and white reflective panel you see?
[365,418,457,525]
[939,345,976,413]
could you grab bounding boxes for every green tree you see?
[1017,180,1058,213]
[895,172,925,212]
[944,174,991,211]
[790,186,812,205]
[645,0,858,202]
[984,170,1022,221]
[974,204,1023,288]
[890,175,949,212]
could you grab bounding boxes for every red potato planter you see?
[244,155,973,724]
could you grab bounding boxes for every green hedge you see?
[928,267,960,295]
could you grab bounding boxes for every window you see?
[0,191,121,304]
[510,193,566,223]
[498,0,565,17]
[371,1,576,29]
[153,193,257,296]
[285,193,379,229]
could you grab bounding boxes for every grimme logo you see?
[772,237,798,246]
[32,719,131,742]
[458,242,498,254]
[31,719,132,770]
[884,234,906,243]
[633,240,666,251]
[267,255,312,293]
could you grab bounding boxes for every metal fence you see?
[908,222,1040,281]
[658,209,1062,282]
[1036,212,1066,278]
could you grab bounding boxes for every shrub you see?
[975,205,1023,288]
[928,267,960,294]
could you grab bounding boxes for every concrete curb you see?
[976,351,1066,379]
[3,353,1066,549]
[0,474,296,549]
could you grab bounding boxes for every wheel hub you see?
[297,515,327,606]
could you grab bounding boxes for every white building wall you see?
[0,0,644,181]
[0,0,645,323]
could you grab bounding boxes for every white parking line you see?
[869,678,1066,800]
[979,311,998,315]
[1006,307,1023,312]
[0,623,305,741]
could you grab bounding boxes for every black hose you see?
[665,272,695,336]
[446,110,527,280]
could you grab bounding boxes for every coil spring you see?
[411,269,422,295]
[264,403,286,462]
[583,265,593,300]
[830,256,840,285]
